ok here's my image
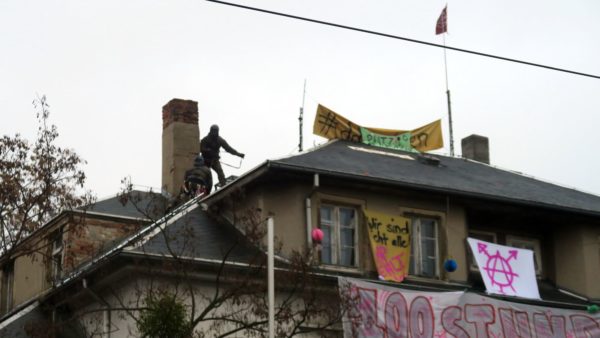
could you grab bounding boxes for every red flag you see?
[435,6,447,35]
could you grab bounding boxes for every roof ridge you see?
[93,188,160,204]
[267,139,337,162]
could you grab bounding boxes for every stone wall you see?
[63,217,141,272]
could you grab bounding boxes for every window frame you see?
[408,215,440,278]
[467,230,498,272]
[318,203,359,268]
[506,235,543,276]
[50,228,64,282]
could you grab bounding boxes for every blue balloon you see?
[444,259,458,272]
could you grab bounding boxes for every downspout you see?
[83,278,111,338]
[305,173,320,246]
[305,198,312,246]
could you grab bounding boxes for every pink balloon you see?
[311,228,324,244]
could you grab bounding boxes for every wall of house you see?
[445,199,468,282]
[261,183,311,256]
[581,225,600,299]
[77,269,341,338]
[12,251,47,306]
[245,178,469,283]
[2,215,142,315]
[554,223,600,298]
[224,174,600,297]
[63,217,140,273]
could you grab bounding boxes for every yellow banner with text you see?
[313,104,443,152]
[364,209,411,282]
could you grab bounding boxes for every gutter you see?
[0,301,39,330]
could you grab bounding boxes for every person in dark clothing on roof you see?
[183,155,213,197]
[200,124,244,187]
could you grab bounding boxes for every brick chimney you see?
[162,99,200,197]
[461,134,490,164]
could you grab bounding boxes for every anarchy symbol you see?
[477,242,519,294]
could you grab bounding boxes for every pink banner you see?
[339,277,600,338]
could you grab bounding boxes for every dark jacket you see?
[184,166,212,193]
[200,135,241,161]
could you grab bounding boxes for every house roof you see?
[85,190,168,220]
[56,194,258,289]
[125,203,260,263]
[259,140,600,217]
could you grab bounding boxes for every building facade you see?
[1,98,600,337]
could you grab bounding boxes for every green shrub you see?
[137,292,190,338]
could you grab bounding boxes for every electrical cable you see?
[206,0,600,80]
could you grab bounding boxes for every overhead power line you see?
[206,0,600,80]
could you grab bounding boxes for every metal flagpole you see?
[442,13,455,157]
[298,79,306,152]
[267,217,275,338]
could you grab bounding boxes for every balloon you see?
[444,259,458,272]
[311,228,324,244]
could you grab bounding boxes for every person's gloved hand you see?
[239,153,245,158]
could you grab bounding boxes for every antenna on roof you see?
[298,79,307,152]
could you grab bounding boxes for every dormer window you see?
[50,228,64,282]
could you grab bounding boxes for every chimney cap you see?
[162,99,199,129]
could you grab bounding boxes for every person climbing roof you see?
[200,124,244,187]
[183,155,213,197]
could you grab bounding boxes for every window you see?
[468,230,497,272]
[409,216,439,277]
[507,235,542,276]
[319,205,358,267]
[1,261,14,314]
[50,228,64,281]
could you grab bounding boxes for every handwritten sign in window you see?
[365,209,411,282]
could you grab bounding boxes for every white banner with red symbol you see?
[339,277,600,338]
[467,238,540,299]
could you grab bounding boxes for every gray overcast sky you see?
[2,0,600,199]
